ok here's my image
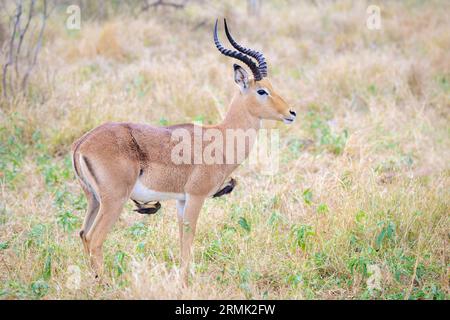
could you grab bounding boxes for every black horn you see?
[213,19,263,81]
[223,18,267,77]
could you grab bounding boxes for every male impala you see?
[72,19,296,284]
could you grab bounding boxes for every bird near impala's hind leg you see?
[132,199,161,214]
[213,178,236,198]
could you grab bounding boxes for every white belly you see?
[130,179,186,202]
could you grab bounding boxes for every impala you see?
[72,19,296,284]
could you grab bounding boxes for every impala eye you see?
[257,89,268,96]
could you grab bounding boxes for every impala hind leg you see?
[76,152,139,279]
[84,198,127,278]
[79,185,100,256]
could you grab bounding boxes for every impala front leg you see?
[176,200,186,253]
[180,194,205,286]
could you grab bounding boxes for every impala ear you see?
[233,64,249,92]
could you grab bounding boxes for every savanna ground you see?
[0,0,449,299]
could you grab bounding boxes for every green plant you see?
[41,247,53,280]
[302,188,313,205]
[0,120,27,185]
[268,211,284,227]
[204,225,235,261]
[30,279,49,298]
[128,222,148,239]
[238,217,251,233]
[0,241,9,250]
[348,255,370,277]
[317,203,329,214]
[57,210,81,232]
[306,111,349,155]
[114,251,127,276]
[291,224,315,251]
[375,221,396,249]
[285,273,303,288]
[25,224,48,248]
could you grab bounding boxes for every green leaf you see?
[114,251,127,276]
[355,210,367,223]
[42,253,52,280]
[31,279,49,298]
[368,84,377,95]
[26,224,47,247]
[302,188,313,205]
[317,203,328,214]
[376,221,396,248]
[292,224,315,250]
[158,117,168,126]
[238,217,251,233]
[348,256,369,277]
[0,241,9,250]
[376,229,386,248]
[128,222,148,238]
[268,212,282,226]
[136,242,146,254]
[57,210,81,232]
[193,115,205,123]
[286,273,302,287]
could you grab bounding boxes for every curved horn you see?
[224,18,267,77]
[213,19,262,81]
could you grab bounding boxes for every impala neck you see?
[219,93,261,132]
[215,92,261,165]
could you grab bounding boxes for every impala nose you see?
[283,109,297,124]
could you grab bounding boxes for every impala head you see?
[214,19,296,124]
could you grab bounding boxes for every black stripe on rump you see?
[82,155,99,185]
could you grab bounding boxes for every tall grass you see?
[0,0,449,299]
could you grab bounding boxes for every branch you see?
[141,0,188,11]
[15,0,35,80]
[2,0,22,98]
[21,0,47,92]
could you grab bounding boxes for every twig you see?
[15,0,35,80]
[21,0,47,92]
[2,0,22,98]
[142,0,188,11]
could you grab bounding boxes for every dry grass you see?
[0,0,449,299]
